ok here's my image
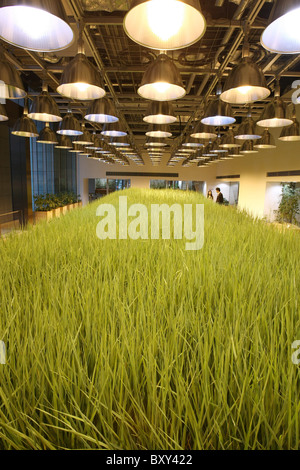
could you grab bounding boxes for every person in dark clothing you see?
[216,188,224,205]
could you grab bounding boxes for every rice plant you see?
[0,188,299,450]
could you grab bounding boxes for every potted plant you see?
[77,195,82,208]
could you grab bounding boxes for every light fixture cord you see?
[242,23,250,59]
[78,23,85,55]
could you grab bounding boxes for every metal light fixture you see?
[228,148,243,158]
[0,54,26,99]
[37,122,58,144]
[211,135,228,154]
[124,0,206,51]
[257,81,293,128]
[85,98,118,124]
[146,124,172,138]
[190,121,217,140]
[254,129,276,149]
[75,124,93,145]
[57,30,105,101]
[12,101,38,138]
[235,111,261,140]
[55,135,72,149]
[143,101,177,124]
[240,140,258,154]
[102,122,127,137]
[145,137,167,148]
[57,110,83,136]
[86,132,101,150]
[220,127,241,148]
[0,0,74,52]
[221,32,270,104]
[28,84,62,122]
[182,135,204,148]
[0,103,8,121]
[69,143,84,154]
[110,137,130,147]
[261,1,300,54]
[201,85,235,126]
[279,117,300,142]
[138,54,186,101]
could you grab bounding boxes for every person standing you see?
[207,190,214,201]
[216,188,224,205]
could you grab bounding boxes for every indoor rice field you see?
[0,188,299,450]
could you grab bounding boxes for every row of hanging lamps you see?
[254,129,276,149]
[57,109,82,136]
[57,28,105,101]
[28,83,62,122]
[0,103,8,121]
[55,135,72,149]
[202,84,235,126]
[11,100,38,137]
[0,53,26,99]
[261,0,300,54]
[37,122,58,145]
[85,98,118,123]
[221,30,270,105]
[124,0,206,51]
[143,101,177,124]
[146,124,172,138]
[102,121,127,137]
[0,0,74,52]
[190,122,217,140]
[257,80,292,128]
[138,54,186,101]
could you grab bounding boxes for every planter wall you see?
[34,203,81,225]
[34,211,53,223]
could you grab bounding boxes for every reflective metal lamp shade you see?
[254,129,276,149]
[12,113,38,138]
[145,138,167,148]
[138,54,186,101]
[0,104,8,121]
[201,97,235,126]
[240,140,258,154]
[0,0,74,52]
[124,0,206,51]
[144,101,177,124]
[57,53,106,101]
[0,54,26,99]
[257,97,293,128]
[146,124,172,138]
[235,117,261,140]
[219,127,241,148]
[76,124,93,145]
[110,137,130,147]
[279,118,300,141]
[57,112,83,136]
[190,122,217,140]
[55,135,72,149]
[101,122,127,137]
[37,123,58,144]
[221,58,270,104]
[182,135,204,148]
[85,98,118,123]
[28,90,62,122]
[261,0,300,54]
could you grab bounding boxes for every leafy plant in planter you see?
[276,183,300,225]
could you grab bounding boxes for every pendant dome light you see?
[124,0,206,51]
[55,135,72,150]
[235,109,261,140]
[182,135,204,148]
[12,101,38,138]
[190,122,217,140]
[0,54,26,99]
[75,124,93,145]
[69,143,84,154]
[220,127,241,148]
[201,84,235,126]
[138,54,186,101]
[86,132,101,150]
[85,98,118,124]
[145,137,167,148]
[257,80,293,128]
[279,116,300,142]
[28,84,62,122]
[102,122,127,137]
[261,0,300,54]
[143,101,177,124]
[146,124,172,138]
[0,103,8,121]
[228,148,242,158]
[0,0,73,52]
[57,29,106,101]
[37,123,58,145]
[240,140,258,154]
[57,110,83,136]
[254,129,276,149]
[221,29,270,104]
[110,137,130,148]
[211,134,228,154]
